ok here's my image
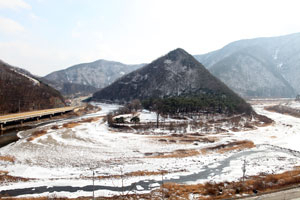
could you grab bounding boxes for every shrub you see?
[115,117,125,123]
[106,113,114,126]
[130,116,140,124]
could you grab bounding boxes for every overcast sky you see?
[0,0,300,76]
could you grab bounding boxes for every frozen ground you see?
[1,102,300,198]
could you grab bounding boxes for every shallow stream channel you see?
[1,145,299,197]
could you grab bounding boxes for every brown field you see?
[62,122,81,129]
[27,130,48,141]
[148,149,200,159]
[62,117,103,129]
[0,174,30,184]
[51,125,59,129]
[156,167,300,200]
[96,170,170,180]
[149,134,218,145]
[0,155,16,163]
[201,140,255,154]
[0,170,9,175]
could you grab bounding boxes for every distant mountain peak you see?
[43,59,145,96]
[194,32,300,98]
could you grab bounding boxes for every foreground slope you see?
[92,48,252,114]
[195,32,300,97]
[0,60,65,114]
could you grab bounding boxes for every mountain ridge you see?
[195,32,300,97]
[44,59,144,96]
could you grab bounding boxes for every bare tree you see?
[131,99,142,112]
[242,159,247,183]
[153,99,163,128]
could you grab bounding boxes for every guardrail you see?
[0,107,75,124]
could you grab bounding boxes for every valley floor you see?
[1,101,300,199]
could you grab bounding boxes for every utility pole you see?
[120,168,124,196]
[161,170,165,200]
[242,159,246,183]
[92,170,95,200]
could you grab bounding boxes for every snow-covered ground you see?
[1,102,300,198]
[284,100,300,109]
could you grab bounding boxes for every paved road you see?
[242,187,300,200]
[0,107,74,123]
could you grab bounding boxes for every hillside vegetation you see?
[0,61,65,114]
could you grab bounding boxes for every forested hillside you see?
[0,60,65,114]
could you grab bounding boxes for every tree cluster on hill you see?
[142,94,253,116]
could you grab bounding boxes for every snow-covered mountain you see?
[194,32,300,98]
[92,48,252,114]
[43,59,144,96]
[0,60,65,114]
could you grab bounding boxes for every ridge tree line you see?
[106,94,252,128]
[142,94,252,116]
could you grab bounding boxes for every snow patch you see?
[273,48,279,60]
[164,59,173,64]
[11,69,40,86]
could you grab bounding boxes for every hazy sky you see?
[0,0,300,76]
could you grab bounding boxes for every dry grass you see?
[27,130,47,141]
[218,140,255,153]
[97,170,170,180]
[60,117,103,130]
[0,155,16,163]
[154,168,300,200]
[0,170,9,175]
[265,105,300,118]
[201,140,255,154]
[1,198,71,200]
[148,149,200,159]
[0,174,29,184]
[62,122,80,128]
[150,134,218,145]
[81,116,103,123]
[51,125,59,129]
[254,113,274,126]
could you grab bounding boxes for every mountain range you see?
[44,59,144,97]
[42,32,300,98]
[195,32,300,98]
